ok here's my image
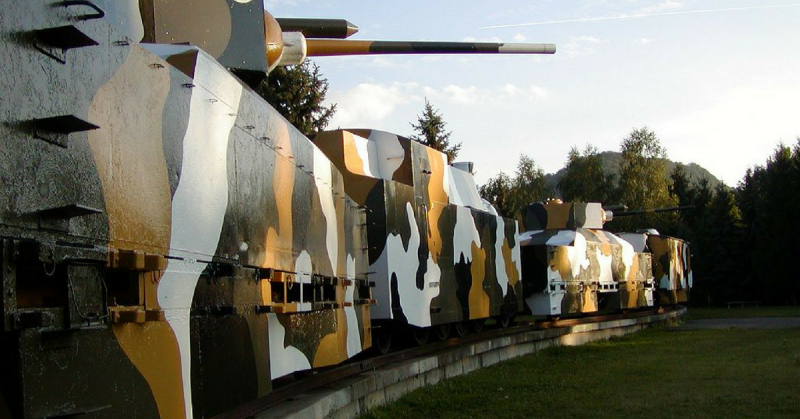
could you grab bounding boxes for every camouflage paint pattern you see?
[0,2,370,418]
[314,130,523,327]
[619,232,692,305]
[520,203,655,316]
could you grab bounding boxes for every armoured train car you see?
[314,130,523,347]
[618,231,692,305]
[0,2,374,418]
[0,1,557,418]
[519,202,655,317]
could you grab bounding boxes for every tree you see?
[479,172,514,217]
[251,61,336,136]
[735,141,800,305]
[410,99,461,163]
[510,155,551,217]
[480,154,550,220]
[612,127,678,233]
[557,145,615,203]
[692,184,747,306]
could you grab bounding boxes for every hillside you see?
[544,151,722,195]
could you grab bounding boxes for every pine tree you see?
[410,99,461,163]
[250,61,336,136]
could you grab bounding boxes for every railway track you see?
[213,307,675,419]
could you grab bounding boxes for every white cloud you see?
[636,1,683,15]
[563,36,607,57]
[636,37,654,45]
[530,85,549,98]
[326,82,420,128]
[513,33,528,42]
[423,83,548,104]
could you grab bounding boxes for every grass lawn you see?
[686,305,800,320]
[361,322,800,419]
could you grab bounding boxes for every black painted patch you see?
[389,273,408,324]
[15,328,159,419]
[191,315,259,418]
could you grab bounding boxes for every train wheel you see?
[454,321,468,337]
[497,314,514,329]
[412,327,429,346]
[470,319,485,333]
[374,330,392,355]
[435,324,451,341]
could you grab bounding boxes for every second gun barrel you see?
[306,40,556,56]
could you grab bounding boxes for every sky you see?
[264,0,800,187]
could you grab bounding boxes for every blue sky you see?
[265,0,800,187]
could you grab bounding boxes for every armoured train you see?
[0,1,689,418]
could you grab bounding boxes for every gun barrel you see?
[613,205,694,217]
[306,40,557,57]
[276,18,359,39]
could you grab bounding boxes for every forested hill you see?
[544,151,722,194]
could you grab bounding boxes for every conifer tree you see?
[251,61,336,136]
[410,99,461,163]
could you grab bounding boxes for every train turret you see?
[89,1,556,73]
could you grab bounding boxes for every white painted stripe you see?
[267,313,312,379]
[157,51,243,419]
[313,148,338,273]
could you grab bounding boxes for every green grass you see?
[686,306,800,320]
[361,325,800,419]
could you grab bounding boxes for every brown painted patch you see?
[361,305,372,348]
[468,242,489,319]
[425,148,448,263]
[113,321,186,419]
[88,47,172,255]
[550,246,574,281]
[155,0,232,58]
[581,285,598,312]
[628,254,640,281]
[545,203,571,230]
[264,124,294,271]
[502,238,520,287]
[165,50,199,79]
[342,132,368,176]
[312,308,349,367]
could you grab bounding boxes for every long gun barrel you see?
[265,11,556,71]
[612,205,694,218]
[305,40,557,56]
